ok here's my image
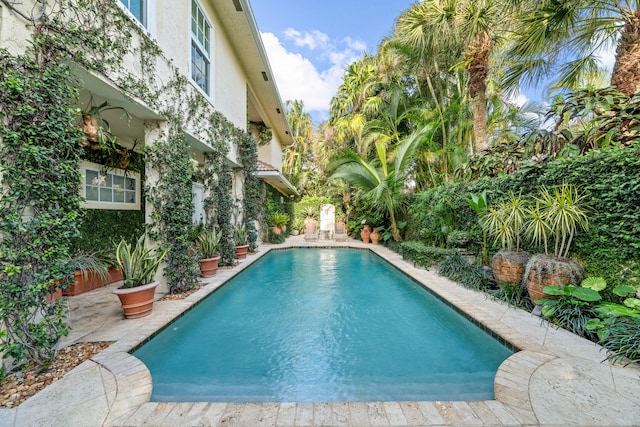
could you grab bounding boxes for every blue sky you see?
[250,1,615,124]
[250,0,416,122]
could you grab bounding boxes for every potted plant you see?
[62,251,114,296]
[522,183,589,304]
[197,227,222,277]
[233,223,250,259]
[291,218,304,236]
[112,235,167,319]
[483,192,532,287]
[303,207,317,235]
[272,212,290,235]
[81,100,130,151]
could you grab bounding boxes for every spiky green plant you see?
[233,223,249,246]
[198,227,222,259]
[115,235,167,288]
[532,183,589,258]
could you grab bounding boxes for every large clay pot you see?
[523,254,584,304]
[370,228,381,245]
[199,255,221,277]
[491,250,531,286]
[361,225,371,243]
[113,281,159,319]
[63,266,123,296]
[304,216,316,235]
[235,244,249,259]
[272,225,282,235]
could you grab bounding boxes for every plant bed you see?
[0,341,112,408]
[62,267,122,296]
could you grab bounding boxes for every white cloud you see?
[261,30,367,122]
[283,28,329,50]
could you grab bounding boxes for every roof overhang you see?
[257,170,299,197]
[209,0,293,146]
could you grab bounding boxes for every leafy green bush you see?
[407,144,640,286]
[399,242,458,268]
[438,254,488,291]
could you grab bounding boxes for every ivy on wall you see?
[0,0,274,365]
[147,128,200,293]
[239,133,262,251]
[0,49,81,367]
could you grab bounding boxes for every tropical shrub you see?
[398,242,458,268]
[438,254,489,291]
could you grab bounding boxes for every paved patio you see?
[1,236,639,426]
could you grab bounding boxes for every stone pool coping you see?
[1,236,639,426]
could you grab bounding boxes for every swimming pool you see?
[133,248,513,402]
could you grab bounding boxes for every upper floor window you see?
[191,0,212,95]
[120,0,146,26]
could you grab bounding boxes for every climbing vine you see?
[146,127,200,293]
[240,133,262,251]
[0,0,270,366]
[0,48,81,368]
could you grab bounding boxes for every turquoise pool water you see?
[133,248,513,402]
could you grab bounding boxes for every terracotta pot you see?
[524,255,584,304]
[63,267,123,296]
[46,286,63,304]
[304,217,316,235]
[272,225,282,235]
[370,228,381,245]
[82,114,99,143]
[361,225,371,243]
[280,224,287,233]
[235,244,249,259]
[199,255,221,277]
[491,250,531,286]
[113,281,158,319]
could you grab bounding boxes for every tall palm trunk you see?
[611,9,640,96]
[467,33,491,152]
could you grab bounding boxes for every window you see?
[81,161,141,210]
[191,0,212,94]
[192,183,205,225]
[119,0,146,26]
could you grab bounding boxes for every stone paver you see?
[2,236,639,426]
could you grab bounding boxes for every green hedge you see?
[73,208,145,255]
[406,144,640,287]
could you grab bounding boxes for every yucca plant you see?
[483,192,527,251]
[115,235,167,288]
[529,183,589,258]
[198,227,222,259]
[233,223,249,246]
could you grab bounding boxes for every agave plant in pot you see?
[483,192,531,287]
[234,223,250,259]
[522,183,589,304]
[198,227,222,277]
[112,235,167,319]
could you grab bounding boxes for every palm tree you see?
[394,0,514,152]
[504,1,640,96]
[283,100,312,186]
[329,126,431,240]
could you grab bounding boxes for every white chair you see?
[334,221,347,241]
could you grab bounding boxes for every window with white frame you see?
[81,161,141,210]
[191,0,212,95]
[192,183,205,225]
[119,0,146,26]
